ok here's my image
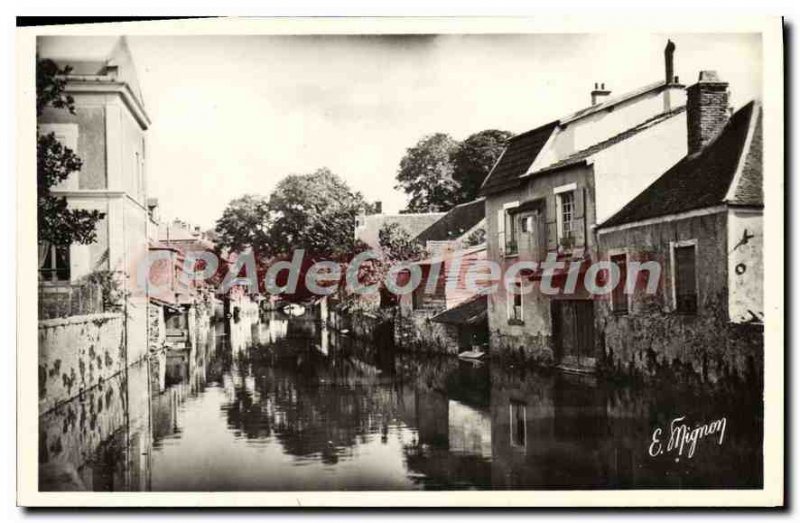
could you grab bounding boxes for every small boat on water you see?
[458,348,486,360]
[281,303,307,317]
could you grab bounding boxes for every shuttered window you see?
[610,254,628,314]
[674,244,698,314]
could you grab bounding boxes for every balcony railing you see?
[39,282,104,320]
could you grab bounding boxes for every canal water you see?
[40,314,763,491]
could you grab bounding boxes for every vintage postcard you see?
[16,16,784,507]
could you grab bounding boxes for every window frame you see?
[498,201,520,257]
[670,239,699,315]
[609,250,630,315]
[556,190,576,243]
[39,244,71,283]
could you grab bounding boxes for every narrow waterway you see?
[40,313,763,491]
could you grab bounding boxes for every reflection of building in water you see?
[39,360,153,491]
[252,316,289,346]
[448,400,492,458]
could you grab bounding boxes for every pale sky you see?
[46,33,764,229]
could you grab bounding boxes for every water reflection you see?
[40,312,763,491]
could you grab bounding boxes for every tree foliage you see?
[378,221,424,262]
[395,129,511,212]
[394,133,460,213]
[451,129,513,203]
[214,194,272,257]
[266,168,369,259]
[215,168,370,261]
[37,58,104,245]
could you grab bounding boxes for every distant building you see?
[355,204,444,250]
[38,36,152,365]
[596,83,763,385]
[481,41,689,370]
[395,199,490,354]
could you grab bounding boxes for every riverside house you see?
[38,36,153,367]
[596,77,763,385]
[394,198,489,354]
[481,41,690,371]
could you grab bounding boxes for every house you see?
[394,199,489,354]
[354,203,444,250]
[481,41,690,370]
[37,36,153,366]
[595,72,763,386]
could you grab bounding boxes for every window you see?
[39,245,70,282]
[557,190,575,244]
[673,244,698,314]
[510,401,526,448]
[520,215,534,234]
[497,202,519,257]
[611,253,628,314]
[505,211,518,255]
[507,278,524,324]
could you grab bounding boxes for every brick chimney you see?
[373,200,383,214]
[591,82,611,105]
[686,70,730,154]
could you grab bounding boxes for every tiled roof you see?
[381,214,445,238]
[601,101,762,228]
[729,108,763,206]
[479,121,559,196]
[527,106,686,176]
[430,294,487,325]
[414,198,486,244]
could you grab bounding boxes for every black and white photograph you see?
[15,16,784,507]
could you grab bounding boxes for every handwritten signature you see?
[649,415,727,460]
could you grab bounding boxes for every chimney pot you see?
[686,70,729,154]
[590,83,611,106]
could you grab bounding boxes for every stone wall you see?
[394,307,460,355]
[38,313,125,415]
[597,211,763,389]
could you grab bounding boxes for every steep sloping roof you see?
[526,106,686,177]
[415,198,486,244]
[729,108,763,206]
[601,101,762,228]
[479,121,559,196]
[431,294,487,325]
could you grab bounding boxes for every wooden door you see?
[552,300,595,364]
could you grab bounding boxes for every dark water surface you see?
[40,315,763,491]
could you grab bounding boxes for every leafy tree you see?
[378,221,424,262]
[451,129,513,203]
[214,168,369,261]
[214,194,272,257]
[394,133,460,213]
[37,58,103,245]
[265,168,370,259]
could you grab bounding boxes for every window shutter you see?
[545,195,558,252]
[573,187,586,248]
[497,209,506,254]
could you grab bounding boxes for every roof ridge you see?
[561,80,670,124]
[527,105,687,177]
